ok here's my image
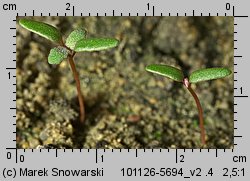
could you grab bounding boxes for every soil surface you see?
[16,16,233,149]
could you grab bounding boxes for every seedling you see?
[19,19,119,123]
[146,64,232,145]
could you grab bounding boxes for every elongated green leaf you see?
[19,19,62,43]
[189,67,232,83]
[145,64,184,82]
[74,38,119,52]
[48,46,69,64]
[65,28,87,50]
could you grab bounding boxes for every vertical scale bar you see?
[14,15,17,145]
[233,5,236,146]
[232,5,249,146]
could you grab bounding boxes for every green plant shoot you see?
[145,64,232,145]
[19,19,119,123]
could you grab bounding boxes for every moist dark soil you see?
[16,16,233,149]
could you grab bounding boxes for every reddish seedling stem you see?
[68,54,85,123]
[61,39,85,123]
[183,78,206,145]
